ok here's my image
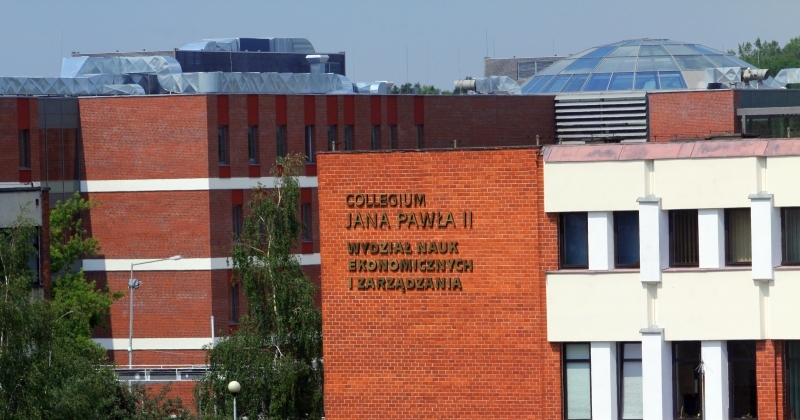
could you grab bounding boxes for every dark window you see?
[218,126,229,164]
[783,208,800,265]
[371,125,381,150]
[276,125,287,158]
[305,125,315,163]
[248,126,259,164]
[416,124,424,149]
[328,125,337,151]
[728,341,757,419]
[619,342,643,420]
[669,210,698,267]
[614,211,640,268]
[233,205,243,239]
[726,208,752,266]
[18,129,30,168]
[390,125,398,149]
[344,125,354,150]
[673,341,702,419]
[230,283,239,324]
[786,341,800,419]
[563,343,591,420]
[301,203,311,241]
[560,212,589,268]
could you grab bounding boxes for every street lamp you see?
[128,255,182,368]
[228,380,241,420]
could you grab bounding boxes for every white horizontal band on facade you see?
[80,176,318,193]
[94,338,215,351]
[83,254,321,272]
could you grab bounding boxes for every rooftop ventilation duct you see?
[61,56,182,77]
[742,68,769,83]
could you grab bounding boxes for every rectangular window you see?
[416,124,424,149]
[783,208,800,265]
[305,125,315,163]
[218,126,229,165]
[673,341,702,419]
[276,125,287,158]
[728,341,757,419]
[390,125,398,149]
[344,125,354,150]
[233,205,243,239]
[18,129,30,168]
[726,208,752,266]
[786,341,800,419]
[301,203,312,241]
[247,126,259,164]
[328,125,337,151]
[560,212,589,268]
[371,125,381,150]
[230,283,239,324]
[619,342,643,420]
[669,210,698,267]
[614,211,640,268]
[564,343,591,420]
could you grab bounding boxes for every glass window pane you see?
[624,343,642,359]
[561,74,589,92]
[595,57,637,73]
[725,56,755,68]
[637,56,679,72]
[566,343,590,359]
[563,57,604,74]
[704,55,730,68]
[621,360,643,419]
[624,40,642,46]
[673,55,715,71]
[522,75,552,94]
[674,342,702,419]
[785,208,800,263]
[538,59,575,76]
[569,48,597,60]
[728,208,752,264]
[686,44,723,55]
[639,45,669,56]
[583,73,612,91]
[659,72,687,89]
[566,362,591,419]
[562,213,588,266]
[787,341,800,419]
[583,46,617,58]
[608,45,640,57]
[671,210,699,266]
[616,211,640,266]
[608,72,634,90]
[663,44,700,55]
[729,341,757,418]
[635,72,660,90]
[541,74,572,93]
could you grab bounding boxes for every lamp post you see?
[228,381,241,420]
[128,255,182,368]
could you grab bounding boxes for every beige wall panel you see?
[656,158,756,210]
[659,271,760,340]
[544,161,645,212]
[547,272,646,342]
[0,190,42,227]
[768,270,800,339]
[766,156,800,207]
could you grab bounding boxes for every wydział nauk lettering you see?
[348,276,463,292]
[347,240,472,273]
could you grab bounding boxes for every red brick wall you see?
[648,90,739,142]
[0,98,20,182]
[317,148,559,420]
[757,339,785,420]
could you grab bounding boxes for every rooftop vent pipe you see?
[454,79,476,91]
[743,68,769,82]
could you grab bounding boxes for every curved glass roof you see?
[520,39,756,94]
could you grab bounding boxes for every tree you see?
[196,154,323,420]
[394,82,442,94]
[736,36,800,76]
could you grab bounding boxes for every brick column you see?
[757,340,785,420]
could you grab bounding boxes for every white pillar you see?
[638,197,668,283]
[750,193,781,280]
[698,209,725,269]
[640,327,672,420]
[588,212,615,270]
[701,341,729,420]
[591,342,618,420]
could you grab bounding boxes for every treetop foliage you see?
[735,36,800,77]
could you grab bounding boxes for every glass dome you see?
[520,39,757,94]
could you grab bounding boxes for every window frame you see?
[390,124,398,149]
[560,212,589,269]
[18,129,30,169]
[230,282,239,324]
[669,209,699,268]
[727,341,757,420]
[614,211,640,269]
[305,125,315,163]
[672,341,703,419]
[785,341,800,420]
[782,207,800,265]
[276,125,287,158]
[617,342,643,420]
[218,125,229,165]
[725,208,752,267]
[328,125,337,151]
[232,205,243,239]
[416,124,424,149]
[344,125,354,150]
[563,342,593,420]
[371,125,381,150]
[247,125,259,165]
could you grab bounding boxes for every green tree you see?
[736,36,800,76]
[196,154,323,420]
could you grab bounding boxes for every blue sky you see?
[1,0,798,90]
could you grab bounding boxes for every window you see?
[276,125,287,158]
[783,208,800,265]
[344,125,354,150]
[371,125,381,150]
[669,210,698,267]
[218,126,229,164]
[728,341,757,419]
[328,125,337,151]
[230,283,239,324]
[390,125,398,149]
[560,213,589,268]
[726,208,752,266]
[305,125,315,163]
[614,211,640,268]
[786,341,800,419]
[564,343,591,420]
[233,205,243,239]
[18,129,30,168]
[248,126,259,164]
[673,341,702,419]
[416,124,424,149]
[619,343,643,420]
[301,203,312,242]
